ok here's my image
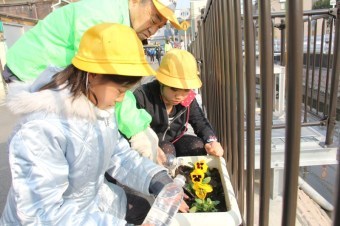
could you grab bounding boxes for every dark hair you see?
[160,83,190,92]
[39,65,142,101]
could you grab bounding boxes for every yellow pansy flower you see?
[190,169,205,183]
[194,160,208,173]
[192,182,213,200]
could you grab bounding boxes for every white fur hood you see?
[6,81,101,121]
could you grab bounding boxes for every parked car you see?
[303,34,334,54]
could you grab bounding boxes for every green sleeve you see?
[115,91,152,138]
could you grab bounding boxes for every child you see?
[134,49,224,159]
[0,23,173,226]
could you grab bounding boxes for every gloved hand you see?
[130,127,159,162]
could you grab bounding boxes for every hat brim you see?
[72,57,156,76]
[153,0,182,30]
[156,70,202,89]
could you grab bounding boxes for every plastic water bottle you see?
[143,174,186,226]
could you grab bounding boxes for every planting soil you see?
[175,165,228,212]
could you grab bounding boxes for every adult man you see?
[2,0,182,160]
[3,0,181,82]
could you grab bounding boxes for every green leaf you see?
[195,198,203,204]
[189,206,197,213]
[202,177,211,184]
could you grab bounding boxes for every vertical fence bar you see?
[221,0,233,175]
[244,0,256,225]
[316,19,326,114]
[218,1,228,160]
[201,18,208,118]
[324,18,334,117]
[205,11,213,121]
[280,19,286,66]
[213,2,220,138]
[218,0,228,163]
[209,9,216,125]
[258,1,273,225]
[310,20,318,112]
[200,20,207,114]
[225,0,239,193]
[233,0,245,215]
[326,1,340,145]
[209,8,215,121]
[304,18,312,122]
[281,1,303,225]
[214,0,222,140]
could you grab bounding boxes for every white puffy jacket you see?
[0,81,166,226]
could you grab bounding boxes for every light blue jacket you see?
[1,79,166,225]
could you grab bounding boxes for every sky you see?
[176,0,191,9]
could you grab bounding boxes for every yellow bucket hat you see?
[156,49,202,89]
[152,0,182,30]
[72,23,155,76]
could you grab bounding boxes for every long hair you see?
[39,65,142,103]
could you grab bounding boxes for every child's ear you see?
[88,73,99,84]
[88,73,99,80]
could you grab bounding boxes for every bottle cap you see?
[165,153,178,169]
[174,174,186,187]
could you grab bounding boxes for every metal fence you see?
[189,0,340,225]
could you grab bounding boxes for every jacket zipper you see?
[104,118,110,127]
[103,110,111,127]
[161,108,188,141]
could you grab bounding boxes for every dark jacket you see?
[133,80,217,144]
[155,47,161,60]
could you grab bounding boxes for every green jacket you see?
[6,0,151,138]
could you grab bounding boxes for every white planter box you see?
[170,156,242,226]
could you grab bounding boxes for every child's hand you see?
[156,147,167,165]
[205,141,224,157]
[178,196,190,213]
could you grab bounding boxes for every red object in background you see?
[180,90,196,107]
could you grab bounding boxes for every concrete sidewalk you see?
[0,102,19,213]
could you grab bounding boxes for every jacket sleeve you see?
[7,120,126,226]
[133,86,148,109]
[106,132,167,195]
[189,99,218,143]
[115,91,152,138]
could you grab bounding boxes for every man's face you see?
[129,0,167,40]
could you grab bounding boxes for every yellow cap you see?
[72,23,155,76]
[156,49,202,89]
[152,0,182,30]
